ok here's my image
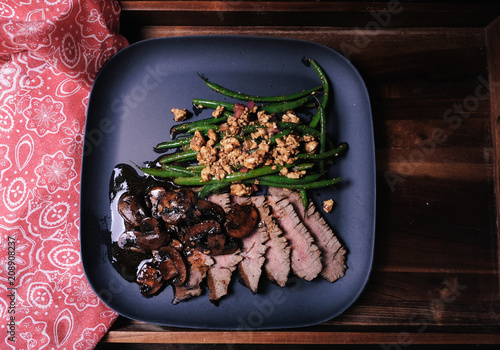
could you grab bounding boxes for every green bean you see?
[161,164,197,176]
[258,172,325,185]
[186,124,219,135]
[246,177,342,190]
[261,95,312,114]
[198,73,323,102]
[159,148,198,164]
[276,122,321,138]
[173,163,314,186]
[186,164,207,172]
[308,59,330,129]
[193,99,236,112]
[137,166,190,178]
[193,95,312,115]
[197,182,231,198]
[296,142,348,160]
[155,137,192,151]
[300,189,308,210]
[319,104,326,173]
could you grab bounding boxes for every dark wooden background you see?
[97,1,500,347]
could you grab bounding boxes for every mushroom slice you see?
[136,262,163,297]
[158,246,188,286]
[118,194,147,228]
[196,199,226,223]
[135,217,171,251]
[225,203,259,238]
[116,231,143,253]
[183,219,237,256]
[149,187,197,225]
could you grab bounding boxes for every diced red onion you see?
[267,127,280,135]
[233,103,245,119]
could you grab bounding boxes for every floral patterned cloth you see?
[0,1,128,349]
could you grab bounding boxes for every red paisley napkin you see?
[0,1,128,348]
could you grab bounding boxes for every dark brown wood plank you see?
[486,14,500,275]
[119,1,500,35]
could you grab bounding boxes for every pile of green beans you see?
[137,58,348,206]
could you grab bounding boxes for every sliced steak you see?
[268,187,347,282]
[232,196,269,293]
[207,251,243,303]
[268,192,322,281]
[251,196,291,287]
[208,192,232,212]
[206,192,242,302]
[172,248,214,304]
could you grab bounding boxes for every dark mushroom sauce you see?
[109,164,257,298]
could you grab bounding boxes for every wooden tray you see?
[97,1,500,346]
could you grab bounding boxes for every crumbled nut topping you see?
[212,105,225,118]
[323,199,334,213]
[230,183,254,196]
[190,130,205,152]
[172,108,187,122]
[282,111,300,123]
[197,145,217,165]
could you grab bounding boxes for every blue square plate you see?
[80,35,375,329]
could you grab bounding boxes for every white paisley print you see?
[0,1,128,349]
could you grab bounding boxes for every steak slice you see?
[206,192,242,302]
[233,196,269,293]
[251,196,291,287]
[172,249,214,304]
[208,192,232,212]
[207,251,243,303]
[268,187,347,282]
[268,192,322,281]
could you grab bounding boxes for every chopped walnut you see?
[207,128,218,141]
[242,139,258,151]
[272,134,300,165]
[197,145,218,165]
[171,108,187,122]
[323,199,335,213]
[237,108,250,126]
[190,130,205,152]
[302,135,315,142]
[257,110,272,124]
[284,134,301,149]
[212,105,225,118]
[251,128,268,140]
[230,184,254,197]
[258,140,270,153]
[243,149,267,169]
[210,162,228,180]
[226,148,245,167]
[286,170,306,179]
[304,140,319,154]
[201,165,212,182]
[220,136,240,153]
[281,111,300,123]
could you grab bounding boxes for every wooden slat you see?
[486,13,500,277]
[119,1,500,30]
[101,330,500,344]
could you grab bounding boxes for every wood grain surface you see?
[98,1,500,346]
